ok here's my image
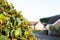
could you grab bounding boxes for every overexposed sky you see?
[7,0,60,21]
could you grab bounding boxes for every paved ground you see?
[34,32,60,40]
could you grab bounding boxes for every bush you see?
[43,30,48,35]
[49,26,60,36]
[58,27,60,36]
[0,0,36,40]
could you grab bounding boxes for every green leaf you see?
[0,13,5,19]
[15,28,22,37]
[16,18,21,26]
[14,20,16,26]
[0,35,7,40]
[18,28,22,37]
[4,0,7,5]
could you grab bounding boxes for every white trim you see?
[53,19,60,25]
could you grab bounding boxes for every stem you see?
[10,37,12,40]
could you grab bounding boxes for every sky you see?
[7,0,60,21]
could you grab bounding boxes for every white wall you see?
[30,25,35,30]
[35,21,44,30]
